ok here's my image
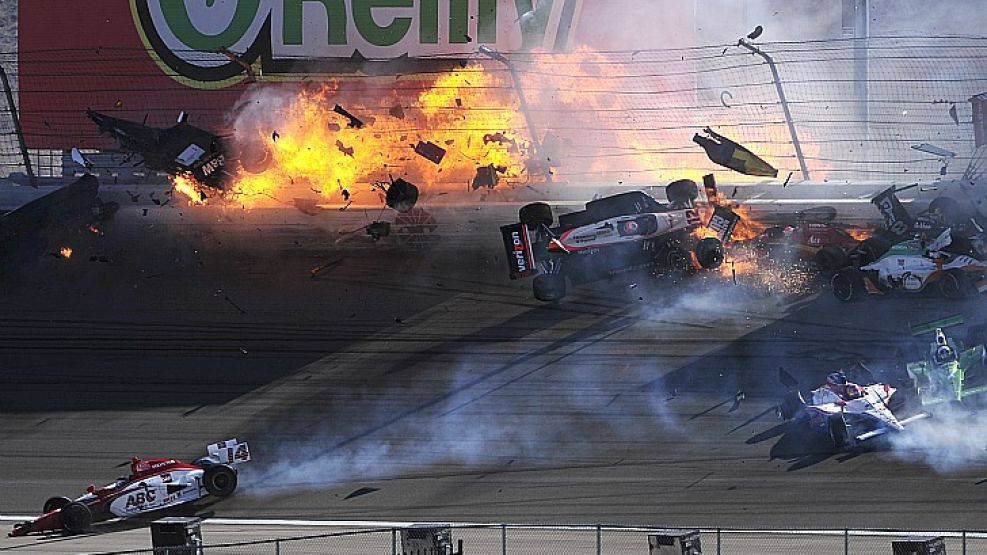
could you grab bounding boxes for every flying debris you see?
[414,141,447,164]
[911,143,956,158]
[70,148,93,171]
[333,104,365,129]
[693,127,778,177]
[335,140,355,157]
[472,164,506,190]
[388,104,406,119]
[949,104,959,125]
[365,221,391,241]
[747,25,764,40]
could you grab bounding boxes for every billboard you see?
[18,1,583,149]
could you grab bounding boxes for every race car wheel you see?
[694,237,724,269]
[831,267,864,302]
[203,464,238,497]
[43,496,72,514]
[814,246,847,274]
[827,413,850,449]
[937,269,967,300]
[666,179,699,207]
[59,502,92,535]
[519,202,553,230]
[532,274,566,302]
[777,391,806,421]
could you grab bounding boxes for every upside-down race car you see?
[831,228,987,302]
[500,179,739,301]
[776,369,928,449]
[907,327,987,406]
[9,439,250,537]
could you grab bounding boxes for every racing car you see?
[500,179,738,301]
[831,227,987,301]
[776,369,928,449]
[906,327,987,406]
[9,439,250,537]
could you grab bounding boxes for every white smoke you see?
[889,404,987,473]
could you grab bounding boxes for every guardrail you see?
[91,524,987,554]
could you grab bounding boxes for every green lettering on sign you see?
[160,0,261,51]
[419,0,439,44]
[283,0,348,45]
[353,0,413,47]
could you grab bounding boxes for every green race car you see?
[907,327,987,405]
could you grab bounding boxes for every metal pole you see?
[501,524,507,555]
[737,39,811,181]
[596,525,601,555]
[853,0,869,129]
[844,529,849,555]
[0,63,36,187]
[274,538,280,555]
[716,529,721,555]
[392,529,397,555]
[963,529,967,555]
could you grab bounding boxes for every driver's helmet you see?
[934,344,955,365]
[844,384,862,399]
[826,371,848,386]
[622,220,639,234]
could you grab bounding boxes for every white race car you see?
[10,439,250,537]
[832,228,987,301]
[777,370,928,449]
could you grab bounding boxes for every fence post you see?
[963,529,967,555]
[501,524,507,555]
[844,529,849,555]
[274,538,280,555]
[0,62,36,187]
[736,39,812,181]
[392,529,397,555]
[716,528,721,555]
[596,525,602,555]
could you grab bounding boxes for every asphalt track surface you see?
[2,203,987,553]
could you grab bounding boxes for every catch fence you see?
[1,36,987,185]
[91,524,987,555]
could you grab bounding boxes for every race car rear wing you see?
[207,438,251,466]
[500,223,538,279]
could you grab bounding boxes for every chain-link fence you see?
[88,524,987,555]
[2,36,987,185]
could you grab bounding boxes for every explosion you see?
[59,247,73,259]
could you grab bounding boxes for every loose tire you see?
[831,267,864,302]
[694,237,724,269]
[937,269,966,300]
[666,179,699,207]
[827,413,850,449]
[59,502,92,535]
[814,246,847,274]
[203,464,238,497]
[532,274,566,301]
[43,496,72,514]
[519,202,553,229]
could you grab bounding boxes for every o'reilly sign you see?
[132,0,583,84]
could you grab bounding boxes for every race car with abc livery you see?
[500,179,738,301]
[9,439,250,537]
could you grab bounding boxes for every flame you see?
[845,226,874,242]
[88,224,103,236]
[172,174,208,205]
[59,246,73,259]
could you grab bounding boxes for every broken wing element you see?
[693,127,778,178]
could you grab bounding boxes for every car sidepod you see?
[107,468,207,517]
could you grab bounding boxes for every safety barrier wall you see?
[92,524,987,555]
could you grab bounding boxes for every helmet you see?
[934,345,955,364]
[826,371,847,386]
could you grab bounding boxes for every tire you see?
[59,502,92,535]
[694,237,724,269]
[532,274,566,301]
[929,196,965,225]
[666,179,699,207]
[519,202,553,229]
[43,496,72,514]
[814,246,847,274]
[937,269,966,299]
[385,178,419,213]
[831,267,864,302]
[203,464,238,497]
[827,413,849,449]
[777,391,805,421]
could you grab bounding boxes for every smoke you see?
[888,404,987,473]
[242,279,771,496]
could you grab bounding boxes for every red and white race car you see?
[9,439,250,537]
